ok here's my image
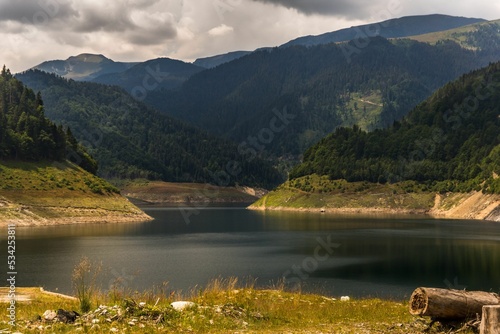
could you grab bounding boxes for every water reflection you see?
[2,207,499,299]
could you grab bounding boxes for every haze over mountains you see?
[18,14,500,188]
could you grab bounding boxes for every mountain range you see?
[289,61,500,194]
[145,23,500,157]
[16,70,282,188]
[30,15,488,83]
[19,14,500,190]
[281,14,485,48]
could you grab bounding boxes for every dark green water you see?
[4,207,500,299]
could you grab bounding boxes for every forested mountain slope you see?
[282,14,484,48]
[90,58,205,93]
[16,70,282,188]
[146,37,499,157]
[0,66,149,224]
[0,66,95,173]
[290,62,500,194]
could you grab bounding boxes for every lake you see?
[5,207,500,300]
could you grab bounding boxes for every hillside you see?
[281,14,485,48]
[405,19,500,62]
[32,54,137,81]
[145,36,500,157]
[0,66,95,172]
[189,15,486,71]
[91,58,205,93]
[406,19,500,48]
[0,67,149,225]
[15,70,282,188]
[193,51,253,69]
[0,160,150,225]
[251,62,500,221]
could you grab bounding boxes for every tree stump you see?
[480,305,500,334]
[409,287,500,319]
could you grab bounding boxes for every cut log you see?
[480,305,500,334]
[409,287,500,319]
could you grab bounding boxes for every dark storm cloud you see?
[127,24,178,45]
[251,0,373,18]
[74,5,136,32]
[0,0,177,46]
[0,0,77,24]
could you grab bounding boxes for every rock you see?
[110,328,119,333]
[42,310,57,321]
[91,319,100,324]
[250,311,264,319]
[340,296,350,301]
[139,302,146,307]
[171,301,197,311]
[56,309,80,323]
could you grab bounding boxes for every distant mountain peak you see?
[67,53,112,63]
[30,53,137,81]
[281,14,486,48]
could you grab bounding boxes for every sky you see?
[1,0,500,72]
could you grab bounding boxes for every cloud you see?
[208,24,234,36]
[0,0,77,26]
[250,0,375,19]
[2,0,500,73]
[74,5,136,33]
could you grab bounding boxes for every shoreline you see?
[249,191,500,222]
[0,206,153,227]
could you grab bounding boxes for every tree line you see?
[290,62,500,194]
[0,66,97,173]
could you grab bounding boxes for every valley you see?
[2,8,500,333]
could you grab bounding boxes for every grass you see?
[252,175,436,212]
[403,19,500,49]
[0,278,471,333]
[343,91,384,131]
[0,160,148,223]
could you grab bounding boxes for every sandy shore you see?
[249,192,500,222]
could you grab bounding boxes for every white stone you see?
[43,310,57,321]
[340,296,350,301]
[91,319,100,324]
[170,301,197,311]
[139,302,146,307]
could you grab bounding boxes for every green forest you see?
[146,36,499,157]
[0,66,97,173]
[290,62,500,194]
[16,70,282,188]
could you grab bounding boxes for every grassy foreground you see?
[0,280,471,334]
[0,160,151,225]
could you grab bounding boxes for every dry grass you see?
[0,280,476,333]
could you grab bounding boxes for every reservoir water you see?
[5,207,500,300]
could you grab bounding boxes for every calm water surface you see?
[3,207,500,299]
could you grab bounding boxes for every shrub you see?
[72,256,102,312]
